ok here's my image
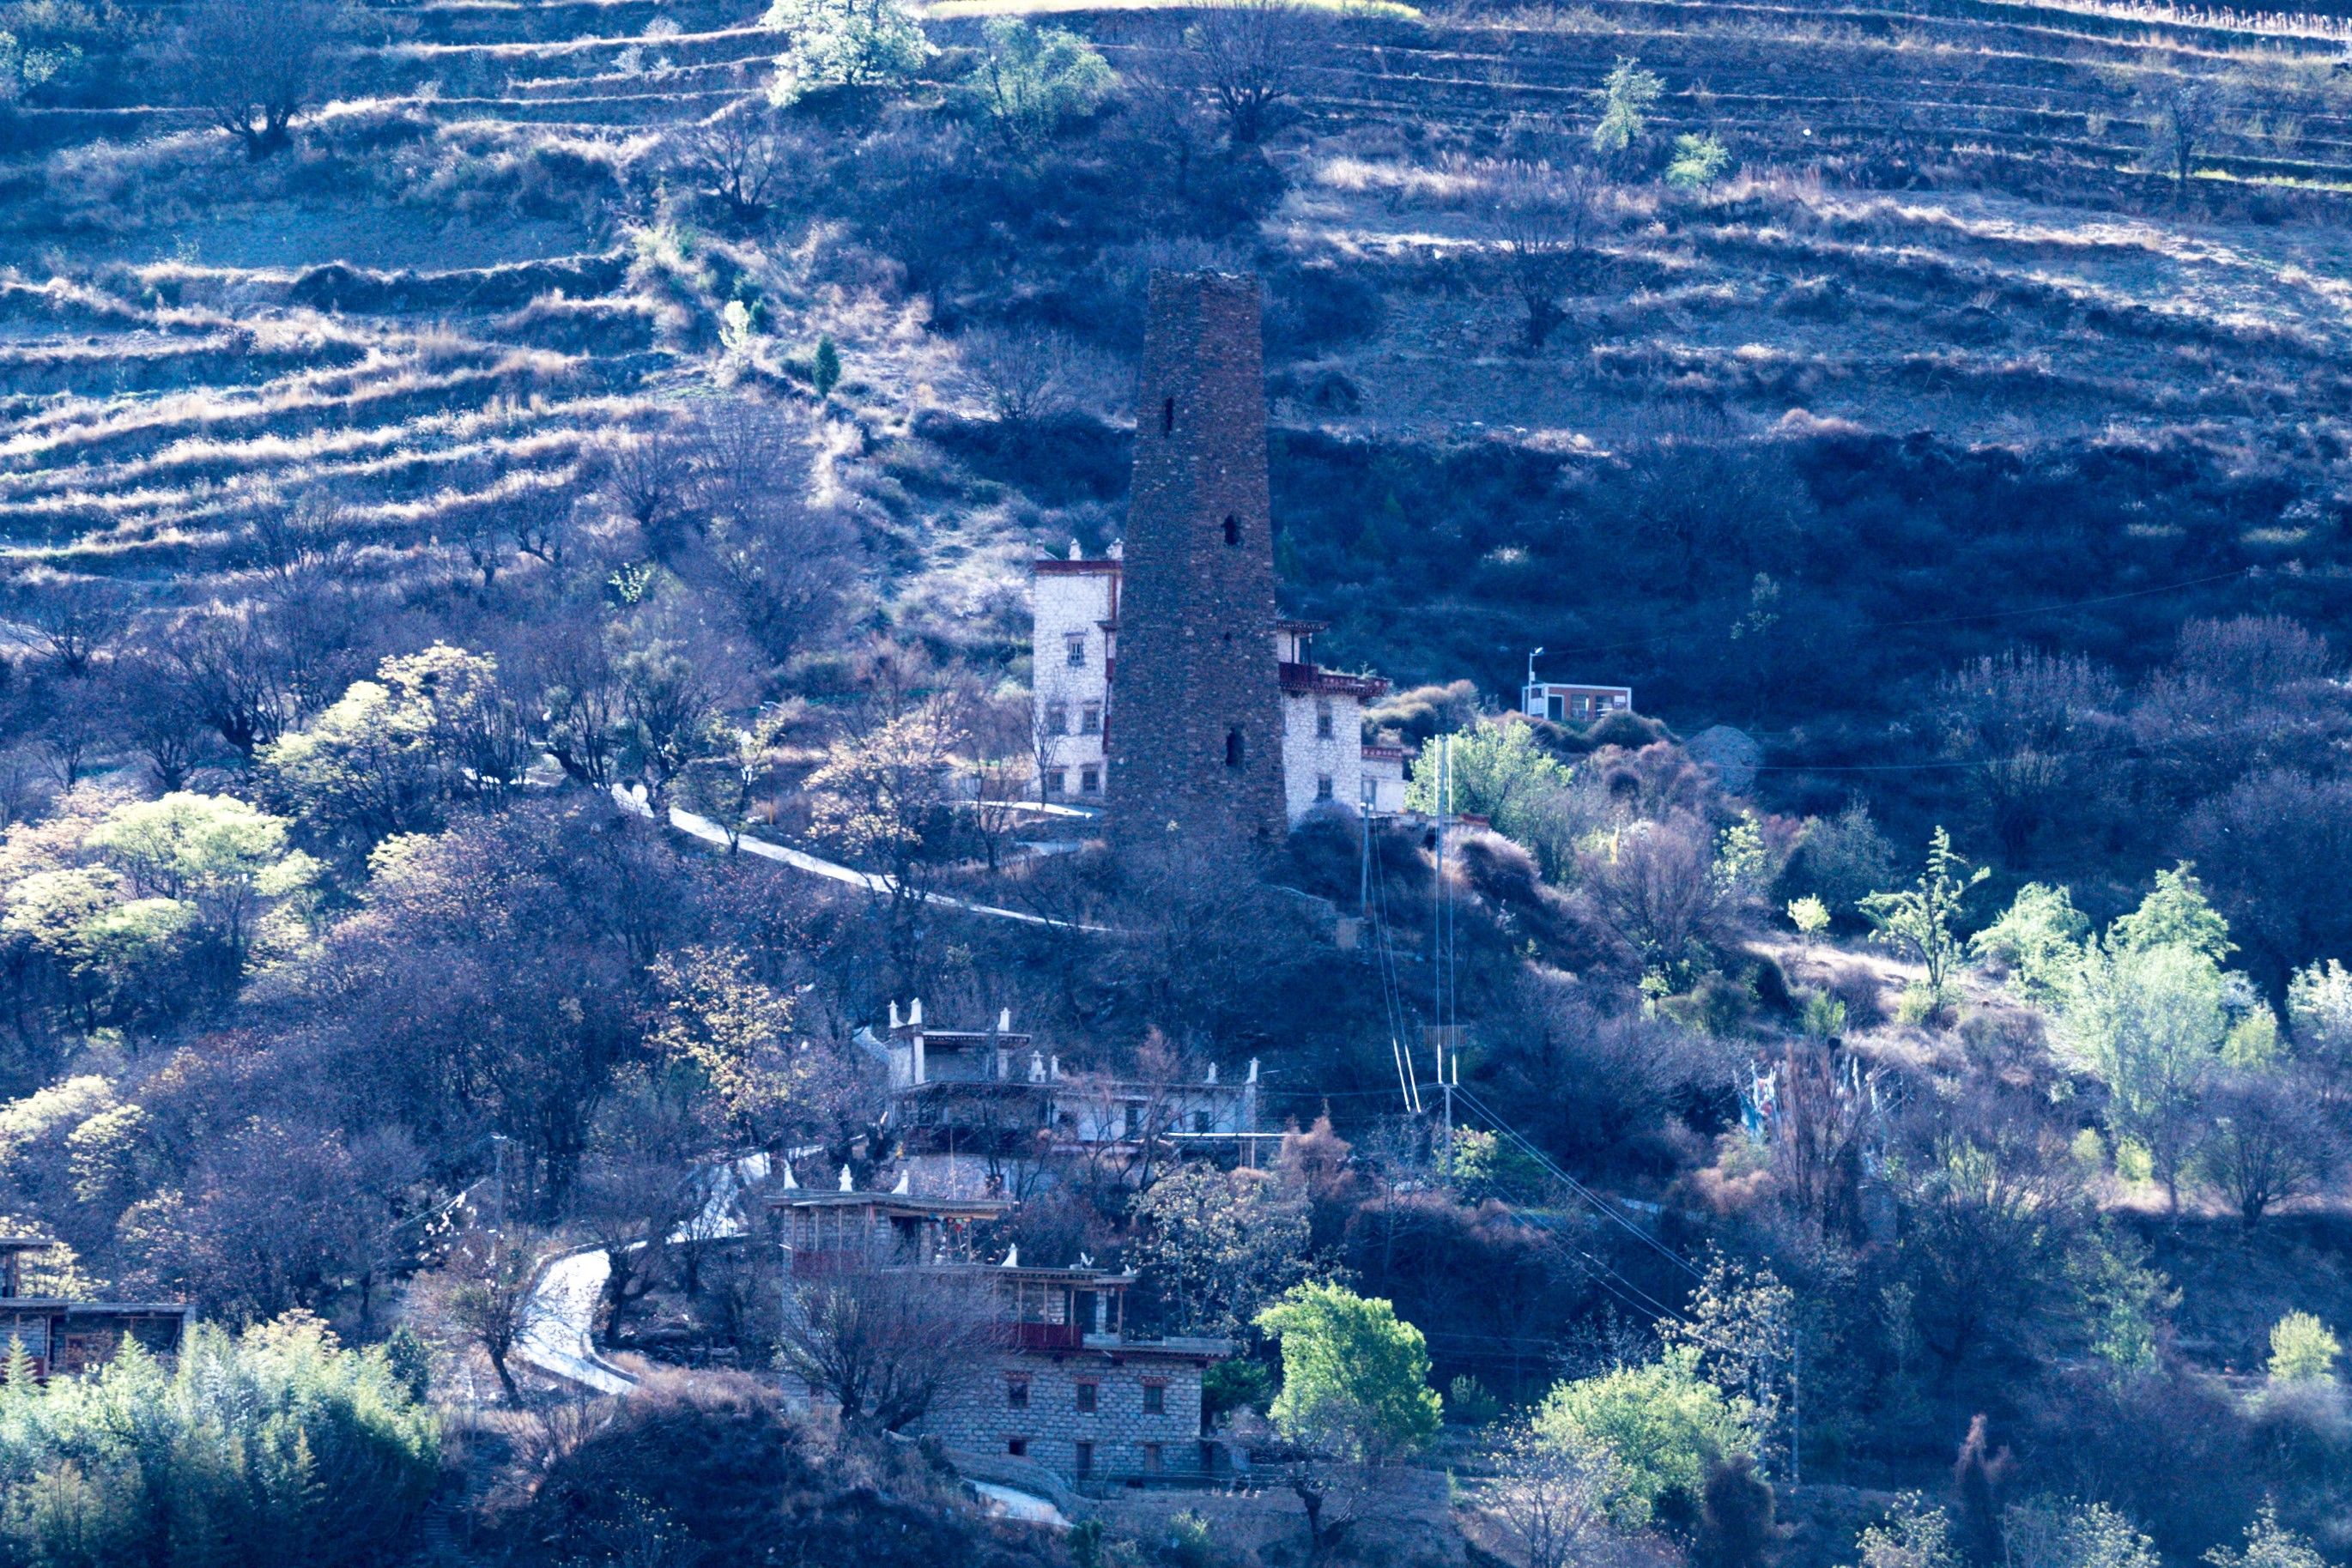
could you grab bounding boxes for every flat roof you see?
[0,1300,191,1316]
[764,1190,1015,1216]
[1082,1332,1234,1359]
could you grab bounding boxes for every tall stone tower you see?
[1108,271,1288,848]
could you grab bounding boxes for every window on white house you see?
[1076,1383,1098,1414]
[1080,702,1101,736]
[1065,633,1086,668]
[1143,1383,1167,1415]
[1048,770,1069,796]
[1315,699,1333,739]
[1045,702,1068,736]
[1316,775,1334,802]
[1080,766,1100,794]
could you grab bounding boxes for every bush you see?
[0,1315,438,1568]
[1535,1346,1754,1527]
[1776,801,1897,927]
[2269,1312,2341,1384]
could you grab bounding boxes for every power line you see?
[1523,565,2256,663]
[1452,1085,1708,1284]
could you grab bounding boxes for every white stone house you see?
[763,1178,1232,1486]
[1029,546,1394,821]
[860,1000,1264,1197]
[1030,544,1121,804]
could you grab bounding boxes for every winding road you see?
[609,785,1109,932]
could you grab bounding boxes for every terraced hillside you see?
[2,0,2349,772]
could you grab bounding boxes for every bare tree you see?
[2200,1073,2340,1227]
[706,501,859,667]
[9,572,128,675]
[1174,0,1314,145]
[169,0,345,160]
[508,487,580,572]
[1483,1418,1620,1568]
[600,423,694,552]
[118,647,220,788]
[686,397,803,533]
[1491,160,1600,350]
[777,1262,1009,1432]
[676,100,798,227]
[965,326,1086,427]
[523,616,627,790]
[578,1153,693,1347]
[427,1222,556,1405]
[2138,75,2220,202]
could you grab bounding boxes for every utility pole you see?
[489,1133,508,1235]
[1791,1335,1803,1486]
[1431,734,1450,1034]
[1525,645,1544,707]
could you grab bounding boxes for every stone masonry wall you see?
[1281,689,1365,822]
[1030,565,1115,798]
[1107,272,1288,849]
[924,1348,1211,1481]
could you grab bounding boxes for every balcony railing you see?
[1012,1322,1085,1351]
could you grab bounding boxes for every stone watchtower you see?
[1108,271,1288,848]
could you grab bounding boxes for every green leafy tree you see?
[1257,1283,1442,1562]
[2267,1311,2340,1383]
[1591,55,1663,160]
[963,17,1115,153]
[1535,1346,1754,1527]
[2107,863,2233,964]
[765,0,932,100]
[1859,826,1988,1017]
[263,645,528,852]
[1405,721,1578,867]
[0,1314,438,1566]
[2003,1498,2159,1568]
[1847,1496,1960,1568]
[2052,939,2228,1212]
[1,867,190,1029]
[1257,1282,1440,1459]
[1788,895,1830,953]
[1969,882,2088,1005]
[1665,132,1730,189]
[2203,1505,2329,1568]
[85,792,318,968]
[811,333,842,399]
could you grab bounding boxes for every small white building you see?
[1360,742,1408,814]
[1029,547,1395,821]
[864,1000,1264,1196]
[1031,544,1121,804]
[1276,619,1388,821]
[1523,681,1633,725]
